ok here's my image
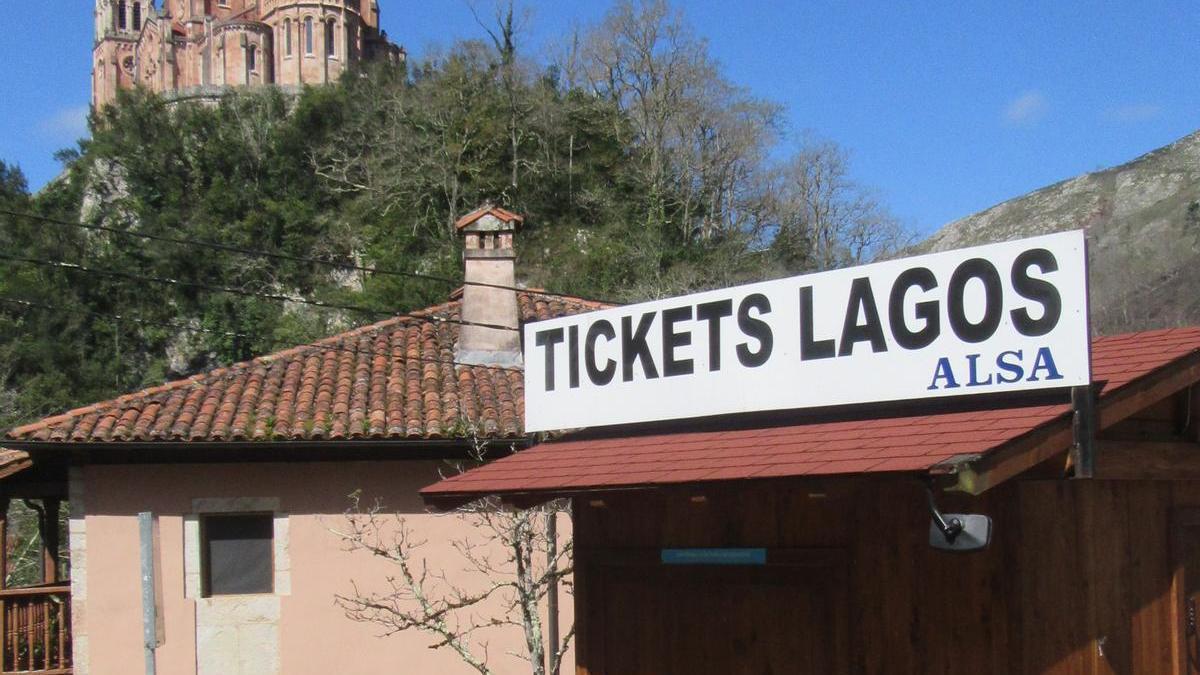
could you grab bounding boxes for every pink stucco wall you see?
[80,460,573,675]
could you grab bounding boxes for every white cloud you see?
[37,105,90,142]
[1002,90,1047,126]
[1103,103,1162,123]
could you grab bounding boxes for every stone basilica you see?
[92,0,404,108]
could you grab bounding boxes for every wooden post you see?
[1,496,9,672]
[42,499,61,584]
[1071,384,1097,479]
[0,497,9,591]
[1187,384,1200,442]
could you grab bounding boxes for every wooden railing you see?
[0,584,70,674]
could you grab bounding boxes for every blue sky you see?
[1,1,1197,235]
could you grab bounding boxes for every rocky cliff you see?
[919,131,1200,334]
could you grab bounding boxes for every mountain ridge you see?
[919,130,1200,334]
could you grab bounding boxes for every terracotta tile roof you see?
[455,205,524,230]
[421,327,1200,500]
[0,450,32,479]
[6,292,606,444]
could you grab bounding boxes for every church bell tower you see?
[92,0,145,108]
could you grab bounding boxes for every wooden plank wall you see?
[573,476,1199,675]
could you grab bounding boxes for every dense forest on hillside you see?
[0,0,907,428]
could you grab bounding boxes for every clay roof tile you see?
[5,292,606,447]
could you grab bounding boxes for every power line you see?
[0,296,520,374]
[0,252,520,333]
[0,296,244,339]
[0,207,615,305]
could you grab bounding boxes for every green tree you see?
[0,2,907,430]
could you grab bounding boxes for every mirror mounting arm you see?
[922,476,993,552]
[925,482,963,544]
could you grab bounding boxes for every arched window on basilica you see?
[283,18,293,57]
[117,0,127,30]
[248,45,257,73]
[132,2,141,31]
[304,17,314,55]
[325,19,337,58]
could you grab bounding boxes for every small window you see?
[201,514,273,596]
[284,18,292,56]
[247,44,257,72]
[132,2,142,30]
[325,19,337,58]
[304,17,314,55]
[117,0,127,30]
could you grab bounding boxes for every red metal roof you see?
[421,327,1200,501]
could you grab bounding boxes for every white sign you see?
[524,230,1089,432]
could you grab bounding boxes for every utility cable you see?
[0,207,615,305]
[0,296,521,373]
[0,296,244,338]
[0,252,520,333]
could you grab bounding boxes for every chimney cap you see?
[455,204,524,231]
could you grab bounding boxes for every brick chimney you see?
[454,204,524,366]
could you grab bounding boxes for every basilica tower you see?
[92,0,146,108]
[91,1,404,109]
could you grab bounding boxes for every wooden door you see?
[1179,511,1200,675]
[591,559,847,675]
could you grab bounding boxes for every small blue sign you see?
[660,548,767,566]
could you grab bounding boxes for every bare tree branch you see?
[331,433,573,675]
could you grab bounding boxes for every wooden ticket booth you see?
[426,232,1200,673]
[426,327,1200,674]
